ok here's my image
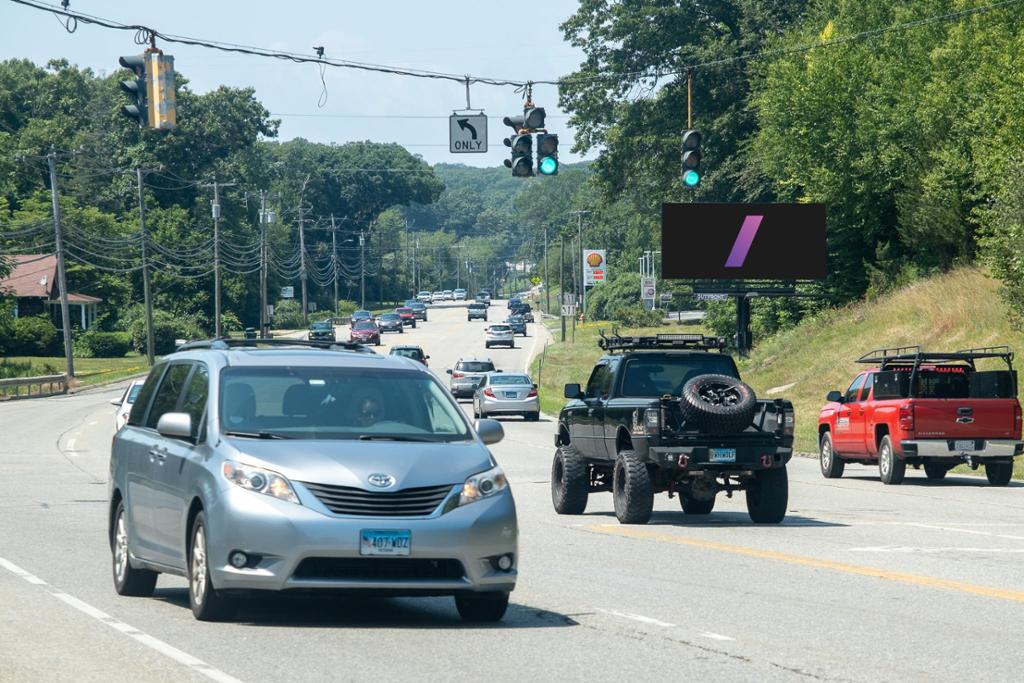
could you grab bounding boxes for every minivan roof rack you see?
[598,330,726,353]
[175,338,375,353]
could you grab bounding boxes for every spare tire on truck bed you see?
[679,373,758,434]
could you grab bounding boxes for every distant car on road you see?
[507,298,521,310]
[467,302,488,321]
[377,312,404,334]
[476,291,491,306]
[485,324,514,349]
[505,315,527,336]
[819,346,1023,485]
[108,338,515,622]
[453,288,467,301]
[395,307,417,328]
[416,290,432,303]
[349,320,381,346]
[510,302,534,322]
[405,300,428,322]
[350,310,372,326]
[442,290,454,301]
[474,372,539,421]
[447,358,497,399]
[110,379,145,430]
[307,321,335,342]
[432,291,445,303]
[390,345,429,366]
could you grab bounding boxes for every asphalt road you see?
[3,302,1024,682]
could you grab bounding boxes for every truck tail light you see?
[1014,403,1022,435]
[899,404,915,432]
[483,388,496,398]
[776,409,795,436]
[644,408,660,435]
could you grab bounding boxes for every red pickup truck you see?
[818,346,1022,485]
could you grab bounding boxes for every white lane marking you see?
[903,522,1024,542]
[593,607,675,628]
[700,632,736,642]
[88,420,98,426]
[851,546,1024,554]
[0,556,245,683]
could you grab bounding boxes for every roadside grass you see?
[736,267,1024,480]
[1,354,150,388]
[530,319,705,417]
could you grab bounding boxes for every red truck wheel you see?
[819,432,844,479]
[878,436,905,485]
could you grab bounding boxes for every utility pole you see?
[360,230,366,309]
[47,152,73,379]
[544,227,549,316]
[135,168,154,365]
[559,234,565,342]
[258,190,270,338]
[330,214,339,313]
[201,179,236,338]
[297,174,311,324]
[569,210,590,320]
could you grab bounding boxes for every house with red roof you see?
[0,254,102,330]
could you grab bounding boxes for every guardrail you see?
[0,373,68,400]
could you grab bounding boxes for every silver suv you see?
[447,358,497,399]
[108,339,517,622]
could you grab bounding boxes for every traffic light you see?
[536,133,558,175]
[118,52,176,130]
[504,133,534,177]
[681,129,702,187]
[118,54,147,127]
[523,106,546,130]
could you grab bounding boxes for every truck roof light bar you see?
[597,330,726,353]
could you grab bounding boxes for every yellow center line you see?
[587,524,1024,603]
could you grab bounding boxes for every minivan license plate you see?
[709,448,737,463]
[954,440,978,452]
[360,530,411,556]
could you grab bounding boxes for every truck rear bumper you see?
[900,439,1024,459]
[650,445,792,470]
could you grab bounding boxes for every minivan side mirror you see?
[475,418,504,445]
[826,390,844,404]
[110,397,123,407]
[564,383,583,400]
[156,412,193,439]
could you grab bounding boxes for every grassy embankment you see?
[0,354,149,393]
[530,268,1024,480]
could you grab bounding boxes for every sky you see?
[0,0,595,168]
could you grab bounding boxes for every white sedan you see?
[110,379,145,430]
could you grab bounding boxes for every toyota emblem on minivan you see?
[368,473,396,488]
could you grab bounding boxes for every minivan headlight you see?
[222,461,300,504]
[459,465,508,506]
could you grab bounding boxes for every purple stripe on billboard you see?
[725,215,763,268]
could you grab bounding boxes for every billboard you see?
[583,249,606,286]
[661,203,826,280]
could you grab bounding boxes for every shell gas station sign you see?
[583,249,607,286]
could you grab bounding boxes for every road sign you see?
[561,304,576,317]
[695,293,729,301]
[660,292,673,302]
[641,277,656,301]
[450,113,488,153]
[280,286,294,299]
[583,249,607,286]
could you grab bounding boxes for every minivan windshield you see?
[220,367,470,441]
[620,355,739,397]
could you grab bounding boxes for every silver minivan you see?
[108,339,517,622]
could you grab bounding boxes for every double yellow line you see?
[588,525,1024,603]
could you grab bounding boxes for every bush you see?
[11,316,59,356]
[337,299,358,315]
[74,330,132,358]
[271,299,305,329]
[121,306,205,355]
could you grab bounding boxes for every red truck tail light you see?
[483,388,496,398]
[1014,403,1022,435]
[899,404,915,432]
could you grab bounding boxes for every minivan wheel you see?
[455,591,509,622]
[612,450,653,525]
[188,512,235,621]
[111,502,157,597]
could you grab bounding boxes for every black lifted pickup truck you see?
[551,333,794,524]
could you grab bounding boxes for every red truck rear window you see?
[873,369,1016,399]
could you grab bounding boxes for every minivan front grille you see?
[292,557,466,581]
[300,482,455,517]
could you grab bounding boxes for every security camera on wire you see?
[502,102,558,177]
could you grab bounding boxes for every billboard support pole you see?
[736,294,751,356]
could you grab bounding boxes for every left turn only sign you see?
[449,113,488,153]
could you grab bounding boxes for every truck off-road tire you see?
[924,462,949,480]
[878,436,905,485]
[986,461,1013,486]
[679,374,758,434]
[680,494,715,515]
[612,450,653,524]
[819,432,844,479]
[746,466,788,523]
[551,445,589,515]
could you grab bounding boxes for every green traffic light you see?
[539,156,558,175]
[683,169,700,187]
